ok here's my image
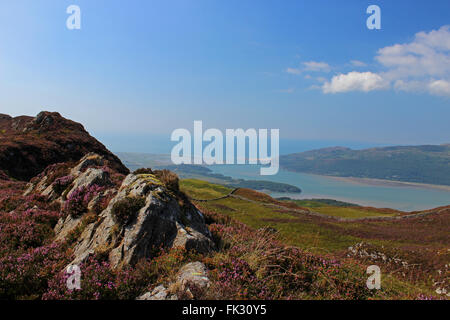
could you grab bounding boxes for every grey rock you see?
[66,168,111,199]
[70,153,106,176]
[137,285,169,300]
[137,262,210,300]
[177,262,210,291]
[63,173,214,268]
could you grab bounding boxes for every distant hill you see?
[280,145,450,186]
[0,111,129,180]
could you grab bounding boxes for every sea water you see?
[209,164,450,212]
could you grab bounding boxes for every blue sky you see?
[0,0,449,153]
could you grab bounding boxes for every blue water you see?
[209,165,450,212]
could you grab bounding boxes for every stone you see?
[177,262,210,291]
[136,285,169,300]
[137,262,210,300]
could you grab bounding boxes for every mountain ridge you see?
[0,111,129,181]
[280,144,450,186]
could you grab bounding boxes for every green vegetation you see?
[180,179,447,251]
[111,196,146,225]
[180,180,389,251]
[277,198,360,208]
[178,179,449,299]
[281,144,450,186]
[180,179,232,199]
[276,198,399,218]
[312,207,397,219]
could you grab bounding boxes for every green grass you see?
[180,179,448,299]
[205,197,362,251]
[180,179,232,199]
[180,179,443,252]
[313,206,398,219]
[181,179,364,252]
[286,199,329,208]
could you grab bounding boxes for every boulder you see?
[136,262,210,300]
[177,262,210,291]
[136,285,175,300]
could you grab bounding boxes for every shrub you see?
[154,170,179,192]
[0,209,60,254]
[0,242,71,299]
[133,168,153,175]
[111,196,146,225]
[30,162,72,187]
[202,214,375,300]
[91,191,116,215]
[42,250,196,300]
[0,196,22,212]
[64,185,104,218]
[52,175,74,195]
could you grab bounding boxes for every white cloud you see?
[376,25,450,80]
[393,80,423,92]
[286,67,302,75]
[303,61,331,72]
[322,72,388,93]
[428,79,450,96]
[321,25,450,97]
[350,60,367,67]
[286,61,330,75]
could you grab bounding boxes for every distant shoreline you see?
[321,175,450,192]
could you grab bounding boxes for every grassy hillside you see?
[280,145,450,186]
[180,179,449,299]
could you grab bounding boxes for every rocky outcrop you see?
[24,153,114,199]
[32,154,215,268]
[68,173,214,268]
[0,111,128,181]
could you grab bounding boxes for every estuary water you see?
[209,165,450,212]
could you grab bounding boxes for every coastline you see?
[316,175,450,192]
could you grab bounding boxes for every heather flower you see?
[64,184,104,217]
[52,175,74,195]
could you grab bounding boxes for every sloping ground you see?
[181,179,449,298]
[0,112,129,181]
[0,155,216,300]
[0,168,447,299]
[181,179,449,250]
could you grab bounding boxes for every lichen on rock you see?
[27,154,215,269]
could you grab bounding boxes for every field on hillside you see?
[181,179,450,299]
